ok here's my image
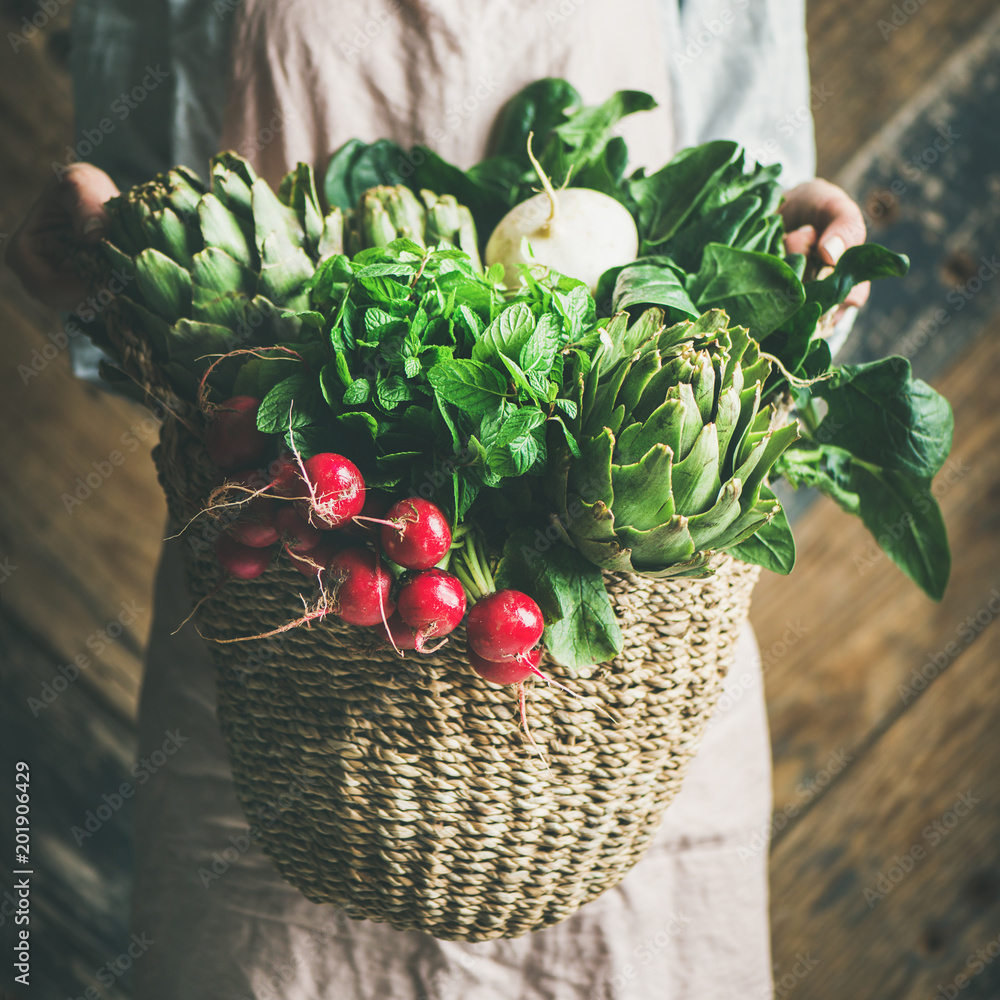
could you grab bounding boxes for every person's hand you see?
[780,178,870,312]
[5,163,119,311]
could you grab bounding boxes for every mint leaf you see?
[473,302,535,363]
[427,359,507,415]
[519,312,563,374]
[487,408,547,478]
[343,378,371,405]
[376,373,417,409]
[257,372,324,432]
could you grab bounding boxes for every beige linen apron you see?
[219,0,675,184]
[131,5,775,998]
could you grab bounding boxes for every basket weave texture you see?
[81,246,761,941]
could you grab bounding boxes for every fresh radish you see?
[204,396,270,470]
[227,495,279,548]
[274,503,322,553]
[375,498,452,570]
[294,452,366,529]
[215,533,274,580]
[343,490,390,538]
[467,646,542,685]
[373,612,419,651]
[285,535,343,576]
[268,452,303,498]
[466,589,544,663]
[219,467,270,496]
[484,137,637,296]
[397,568,466,646]
[325,547,396,626]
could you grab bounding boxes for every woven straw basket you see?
[79,248,761,942]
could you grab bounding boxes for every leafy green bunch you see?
[238,235,597,522]
[322,78,952,600]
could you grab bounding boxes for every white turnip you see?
[484,136,637,295]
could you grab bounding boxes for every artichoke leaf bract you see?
[547,308,797,576]
[98,151,346,399]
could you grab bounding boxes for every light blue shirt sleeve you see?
[662,0,816,187]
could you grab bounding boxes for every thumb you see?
[816,195,866,267]
[55,163,120,244]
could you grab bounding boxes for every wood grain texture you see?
[0,283,166,722]
[1,612,134,1000]
[834,9,1000,386]
[752,306,1000,817]
[807,0,1000,178]
[769,617,1000,1000]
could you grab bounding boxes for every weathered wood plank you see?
[769,617,1000,1000]
[1,611,134,1000]
[807,0,1000,178]
[0,282,165,722]
[752,306,1000,815]
[834,8,1000,386]
[0,0,164,725]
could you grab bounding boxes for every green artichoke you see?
[96,152,344,398]
[351,184,482,269]
[550,308,799,577]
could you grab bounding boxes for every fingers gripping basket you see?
[81,250,761,943]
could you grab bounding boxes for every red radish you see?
[274,504,322,553]
[466,590,544,663]
[295,452,366,528]
[210,468,271,520]
[285,535,343,576]
[215,533,274,580]
[220,467,270,496]
[377,498,452,570]
[373,612,419,651]
[325,547,396,626]
[227,495,279,548]
[397,569,466,644]
[205,396,269,470]
[268,452,303,498]
[343,490,391,538]
[467,646,542,685]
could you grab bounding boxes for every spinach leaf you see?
[774,443,950,599]
[852,463,950,601]
[552,90,658,171]
[805,244,909,314]
[627,140,739,249]
[611,258,698,318]
[323,138,410,211]
[686,244,804,337]
[730,487,795,574]
[814,357,954,479]
[496,529,623,670]
[490,78,583,160]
